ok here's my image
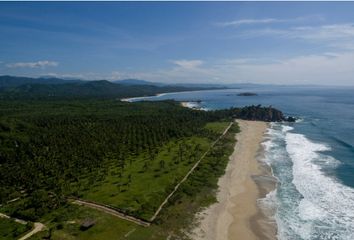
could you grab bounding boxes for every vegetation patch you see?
[0,217,31,240]
[204,121,230,134]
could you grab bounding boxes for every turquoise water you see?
[131,86,354,240]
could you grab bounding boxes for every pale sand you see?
[191,120,277,240]
[180,102,190,108]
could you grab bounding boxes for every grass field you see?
[204,121,230,134]
[28,204,156,240]
[79,136,211,220]
[0,217,31,240]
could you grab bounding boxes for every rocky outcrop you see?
[227,105,296,122]
[237,92,258,96]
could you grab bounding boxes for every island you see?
[237,92,258,96]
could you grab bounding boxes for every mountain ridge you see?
[0,76,224,100]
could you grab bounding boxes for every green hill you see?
[0,76,217,100]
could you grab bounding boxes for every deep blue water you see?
[130,86,354,240]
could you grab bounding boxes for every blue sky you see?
[1,2,354,85]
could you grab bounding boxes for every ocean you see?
[129,85,354,240]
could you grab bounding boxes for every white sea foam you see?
[285,132,354,240]
[261,125,290,166]
[181,101,209,111]
[282,125,294,133]
[258,125,283,219]
[258,189,278,220]
[262,124,354,240]
[184,102,200,109]
[295,118,304,123]
[261,140,277,166]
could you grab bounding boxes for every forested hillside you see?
[0,75,80,89]
[0,76,220,100]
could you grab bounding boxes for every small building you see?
[80,218,96,231]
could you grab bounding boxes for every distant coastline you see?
[119,88,236,103]
[120,93,168,102]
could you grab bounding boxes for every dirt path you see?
[1,212,46,240]
[18,222,45,240]
[72,199,151,227]
[149,121,234,222]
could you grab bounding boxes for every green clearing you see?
[80,136,211,220]
[28,204,156,240]
[0,217,31,240]
[204,121,230,134]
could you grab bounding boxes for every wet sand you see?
[192,120,277,240]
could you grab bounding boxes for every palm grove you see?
[0,77,291,239]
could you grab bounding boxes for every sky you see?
[1,2,354,85]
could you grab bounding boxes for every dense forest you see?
[221,104,296,122]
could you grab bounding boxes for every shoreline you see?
[191,120,277,240]
[120,93,167,102]
[120,88,233,103]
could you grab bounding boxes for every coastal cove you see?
[127,85,354,240]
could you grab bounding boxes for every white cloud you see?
[42,71,161,81]
[216,15,324,28]
[6,60,58,68]
[42,72,87,79]
[240,23,354,49]
[217,18,279,27]
[109,71,153,80]
[281,24,354,42]
[171,59,204,69]
[148,52,354,85]
[211,52,354,85]
[39,52,354,86]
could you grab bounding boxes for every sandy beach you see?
[180,101,190,108]
[192,120,277,240]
